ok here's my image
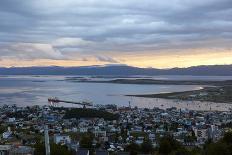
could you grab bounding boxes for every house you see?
[9,146,34,155]
[2,130,12,139]
[80,127,88,133]
[94,130,106,137]
[193,128,208,144]
[0,145,12,155]
[148,133,156,142]
[8,117,16,123]
[54,134,71,145]
[135,137,144,145]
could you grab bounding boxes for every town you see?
[0,103,232,155]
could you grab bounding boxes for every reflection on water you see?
[0,75,231,111]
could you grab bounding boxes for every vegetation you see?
[165,133,232,155]
[79,133,94,149]
[0,125,6,134]
[123,132,232,155]
[34,142,72,155]
[158,136,186,155]
[109,79,232,86]
[140,139,154,154]
[129,86,232,104]
[29,131,232,155]
[203,132,232,155]
[5,111,29,119]
[125,143,141,155]
[64,108,119,120]
[125,140,154,155]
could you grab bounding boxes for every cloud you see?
[0,42,64,60]
[0,0,231,67]
[95,56,119,63]
[52,37,93,47]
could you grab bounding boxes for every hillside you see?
[0,65,232,76]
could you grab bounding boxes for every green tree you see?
[34,142,72,155]
[79,133,93,149]
[222,132,232,144]
[34,143,45,155]
[50,143,72,155]
[159,138,173,155]
[0,125,6,134]
[159,136,182,155]
[141,140,153,154]
[205,142,230,155]
[125,143,140,155]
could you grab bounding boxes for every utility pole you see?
[44,125,50,155]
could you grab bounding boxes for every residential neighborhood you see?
[0,104,232,155]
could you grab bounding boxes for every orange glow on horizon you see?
[1,49,232,69]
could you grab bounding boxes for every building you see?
[80,127,88,133]
[194,128,208,144]
[0,145,11,155]
[9,146,34,155]
[2,127,12,139]
[54,134,71,145]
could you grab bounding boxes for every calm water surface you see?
[0,75,231,111]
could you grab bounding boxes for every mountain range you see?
[0,65,232,76]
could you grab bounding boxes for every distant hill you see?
[0,65,232,76]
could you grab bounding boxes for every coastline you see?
[65,78,232,104]
[127,86,232,104]
[65,78,232,86]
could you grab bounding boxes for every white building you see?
[80,127,88,133]
[2,127,12,139]
[54,134,71,145]
[8,117,16,123]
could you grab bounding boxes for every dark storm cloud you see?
[0,0,232,60]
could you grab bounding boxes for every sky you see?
[0,0,232,68]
